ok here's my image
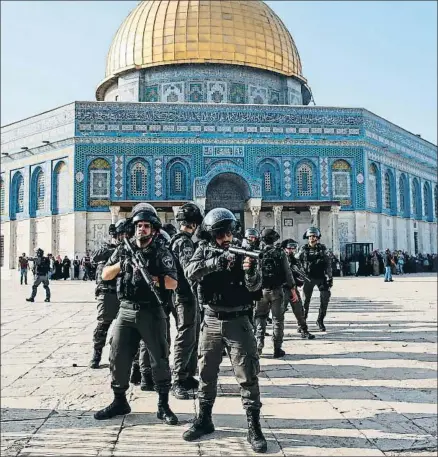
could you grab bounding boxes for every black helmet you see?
[303,226,321,240]
[162,223,177,238]
[176,203,204,226]
[203,208,237,237]
[131,203,161,229]
[281,238,298,249]
[261,228,280,244]
[115,218,132,235]
[244,228,260,239]
[108,224,117,236]
[35,248,44,256]
[159,229,172,245]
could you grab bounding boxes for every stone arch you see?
[423,181,433,221]
[383,169,396,214]
[52,161,69,214]
[295,159,316,198]
[412,178,421,219]
[368,162,381,210]
[205,172,251,212]
[88,158,111,207]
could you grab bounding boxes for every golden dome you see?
[98,0,306,96]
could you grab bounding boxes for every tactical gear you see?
[183,403,215,441]
[303,226,321,240]
[260,246,284,288]
[90,349,102,369]
[202,208,237,237]
[183,377,199,390]
[260,228,280,244]
[246,410,267,453]
[94,393,131,420]
[157,392,178,425]
[301,330,316,339]
[281,238,298,249]
[115,218,127,234]
[131,203,161,229]
[245,228,260,239]
[176,202,204,226]
[172,381,190,400]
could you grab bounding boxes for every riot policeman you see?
[254,229,297,358]
[183,208,267,453]
[281,239,315,340]
[297,227,333,331]
[169,203,204,400]
[89,219,129,369]
[242,228,261,251]
[94,203,178,425]
[26,248,51,303]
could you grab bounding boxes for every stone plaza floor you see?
[1,273,437,456]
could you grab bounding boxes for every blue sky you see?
[1,1,437,144]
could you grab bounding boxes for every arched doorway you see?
[205,173,250,228]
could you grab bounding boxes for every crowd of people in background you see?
[343,250,438,278]
[17,252,97,283]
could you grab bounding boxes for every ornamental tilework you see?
[230,83,246,104]
[154,158,163,197]
[162,83,184,103]
[283,160,292,198]
[207,82,227,104]
[144,85,159,102]
[320,158,329,197]
[189,83,204,103]
[248,86,268,105]
[114,155,124,198]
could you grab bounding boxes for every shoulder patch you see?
[162,255,175,269]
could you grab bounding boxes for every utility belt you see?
[204,309,252,320]
[120,300,157,311]
[100,288,117,295]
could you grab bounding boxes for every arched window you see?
[435,185,438,219]
[259,160,279,198]
[368,163,378,208]
[53,161,69,213]
[399,174,408,215]
[384,172,391,209]
[296,162,313,197]
[423,183,433,220]
[332,160,352,201]
[412,178,421,218]
[88,158,111,206]
[36,170,45,210]
[130,161,148,197]
[11,172,24,218]
[0,180,4,216]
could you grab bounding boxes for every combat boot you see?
[172,381,190,400]
[89,349,102,369]
[94,392,131,420]
[157,392,178,425]
[26,298,34,302]
[316,309,326,332]
[273,347,285,358]
[246,409,267,453]
[44,298,50,303]
[140,371,154,391]
[130,363,141,385]
[301,330,316,340]
[183,403,215,441]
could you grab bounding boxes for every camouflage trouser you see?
[30,275,50,300]
[92,292,120,351]
[172,298,200,383]
[254,287,285,349]
[302,279,331,320]
[282,286,308,331]
[110,305,171,395]
[132,317,171,375]
[198,313,261,411]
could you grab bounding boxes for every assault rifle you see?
[211,246,263,260]
[291,264,310,283]
[122,237,164,307]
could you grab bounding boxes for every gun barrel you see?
[212,247,263,260]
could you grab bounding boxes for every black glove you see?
[326,277,333,288]
[216,252,234,271]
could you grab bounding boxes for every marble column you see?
[172,206,181,225]
[331,206,340,258]
[250,206,261,230]
[273,205,283,237]
[110,206,121,224]
[309,205,320,227]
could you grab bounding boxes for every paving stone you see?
[1,274,437,456]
